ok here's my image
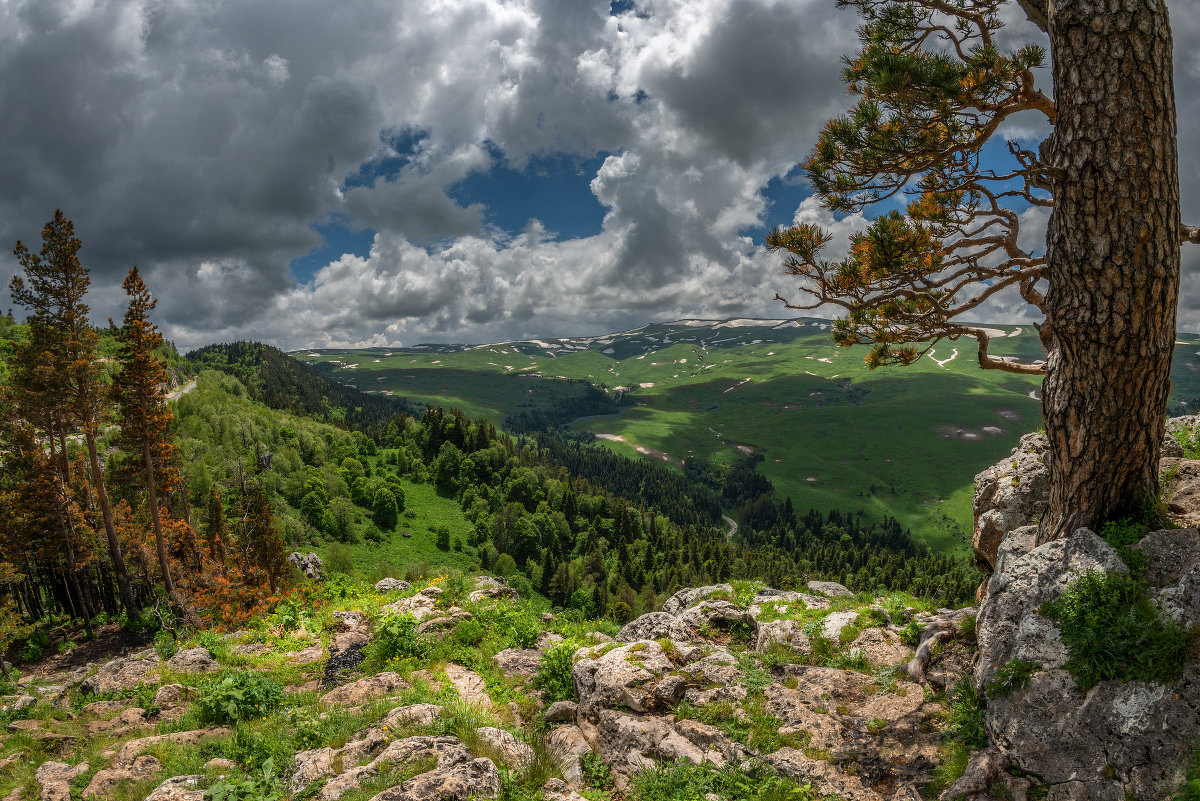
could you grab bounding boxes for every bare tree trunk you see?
[1038,0,1180,543]
[143,443,175,597]
[85,432,139,614]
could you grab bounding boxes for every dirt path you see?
[723,514,738,540]
[166,380,197,401]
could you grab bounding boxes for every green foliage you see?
[473,602,542,650]
[985,659,1038,699]
[579,752,613,790]
[196,671,283,725]
[207,756,284,801]
[945,676,988,751]
[153,630,179,660]
[898,620,925,647]
[364,614,433,667]
[533,642,577,704]
[325,543,355,577]
[1176,743,1200,801]
[630,760,815,801]
[1042,570,1194,689]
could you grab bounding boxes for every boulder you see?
[544,701,578,723]
[1161,459,1200,527]
[80,652,159,695]
[754,619,811,654]
[493,648,542,677]
[285,643,328,664]
[820,611,860,640]
[383,703,443,729]
[766,748,889,801]
[164,647,219,674]
[142,775,205,801]
[475,727,534,769]
[444,664,492,709]
[572,641,675,713]
[976,528,1124,689]
[34,761,88,801]
[577,709,710,787]
[662,584,733,615]
[321,672,409,709]
[1133,527,1200,587]
[616,612,694,643]
[82,755,159,799]
[848,627,913,667]
[384,586,442,621]
[152,684,188,713]
[971,433,1051,574]
[806,580,853,598]
[547,725,592,788]
[333,610,367,631]
[372,757,501,801]
[541,778,588,801]
[1157,563,1200,628]
[287,551,326,582]
[678,649,746,706]
[374,578,411,592]
[678,600,757,634]
[116,728,231,766]
[467,586,519,603]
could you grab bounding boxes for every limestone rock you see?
[972,433,1050,574]
[577,709,711,787]
[444,664,491,709]
[333,610,367,631]
[287,551,326,581]
[80,652,159,695]
[806,580,853,598]
[116,728,231,766]
[322,672,409,709]
[466,586,518,603]
[142,775,205,801]
[848,627,913,667]
[82,755,159,799]
[383,703,443,728]
[35,761,88,801]
[755,619,811,654]
[371,757,501,801]
[820,610,860,640]
[475,727,534,769]
[1133,527,1200,587]
[679,649,746,706]
[374,578,411,592]
[766,748,887,801]
[1157,563,1200,628]
[493,648,542,677]
[545,700,578,723]
[384,586,442,621]
[547,725,591,788]
[572,641,674,713]
[285,643,328,664]
[662,584,733,615]
[616,612,693,643]
[541,778,588,801]
[164,647,219,674]
[976,528,1124,688]
[152,684,188,712]
[1161,459,1200,526]
[678,600,757,634]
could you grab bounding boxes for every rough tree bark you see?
[85,432,139,614]
[1037,0,1180,543]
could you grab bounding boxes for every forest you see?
[0,213,979,668]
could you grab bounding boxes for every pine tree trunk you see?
[143,443,176,596]
[1038,0,1180,543]
[85,432,139,614]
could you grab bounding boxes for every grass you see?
[298,319,1057,555]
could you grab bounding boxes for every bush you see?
[207,755,284,801]
[1042,570,1194,689]
[945,676,987,750]
[196,671,283,725]
[533,643,577,704]
[985,658,1038,699]
[325,542,355,576]
[631,760,815,801]
[365,614,432,667]
[153,629,178,660]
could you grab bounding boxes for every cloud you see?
[0,0,1196,351]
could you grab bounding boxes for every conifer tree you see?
[111,266,179,598]
[239,484,286,593]
[204,488,229,574]
[10,212,137,612]
[767,0,1197,541]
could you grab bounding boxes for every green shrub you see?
[898,620,925,647]
[474,602,542,649]
[1042,570,1194,689]
[533,643,576,704]
[364,614,433,667]
[325,543,356,577]
[196,671,283,725]
[945,676,987,751]
[580,752,613,790]
[450,619,485,647]
[207,756,283,801]
[631,760,815,800]
[154,630,178,660]
[986,659,1039,699]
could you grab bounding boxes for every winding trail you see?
[722,514,738,540]
[166,380,197,401]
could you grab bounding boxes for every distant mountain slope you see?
[188,341,420,437]
[293,318,1200,554]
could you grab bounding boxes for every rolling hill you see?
[293,317,1200,555]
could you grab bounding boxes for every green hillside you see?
[295,318,1200,555]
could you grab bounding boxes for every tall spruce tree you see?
[111,267,177,598]
[10,211,137,613]
[766,0,1197,541]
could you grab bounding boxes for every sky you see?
[1,0,1198,351]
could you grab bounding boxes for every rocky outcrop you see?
[969,524,1200,800]
[661,584,732,615]
[80,652,159,695]
[754,618,811,654]
[493,648,541,676]
[615,612,693,643]
[806,580,853,598]
[287,552,325,582]
[972,433,1051,575]
[677,599,757,633]
[321,672,409,709]
[374,578,411,592]
[384,586,443,621]
[572,641,676,714]
[35,761,89,801]
[163,647,218,674]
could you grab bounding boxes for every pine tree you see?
[766,0,1196,540]
[111,266,178,597]
[238,484,286,593]
[9,211,137,613]
[204,488,229,573]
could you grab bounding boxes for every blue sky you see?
[0,0,1195,349]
